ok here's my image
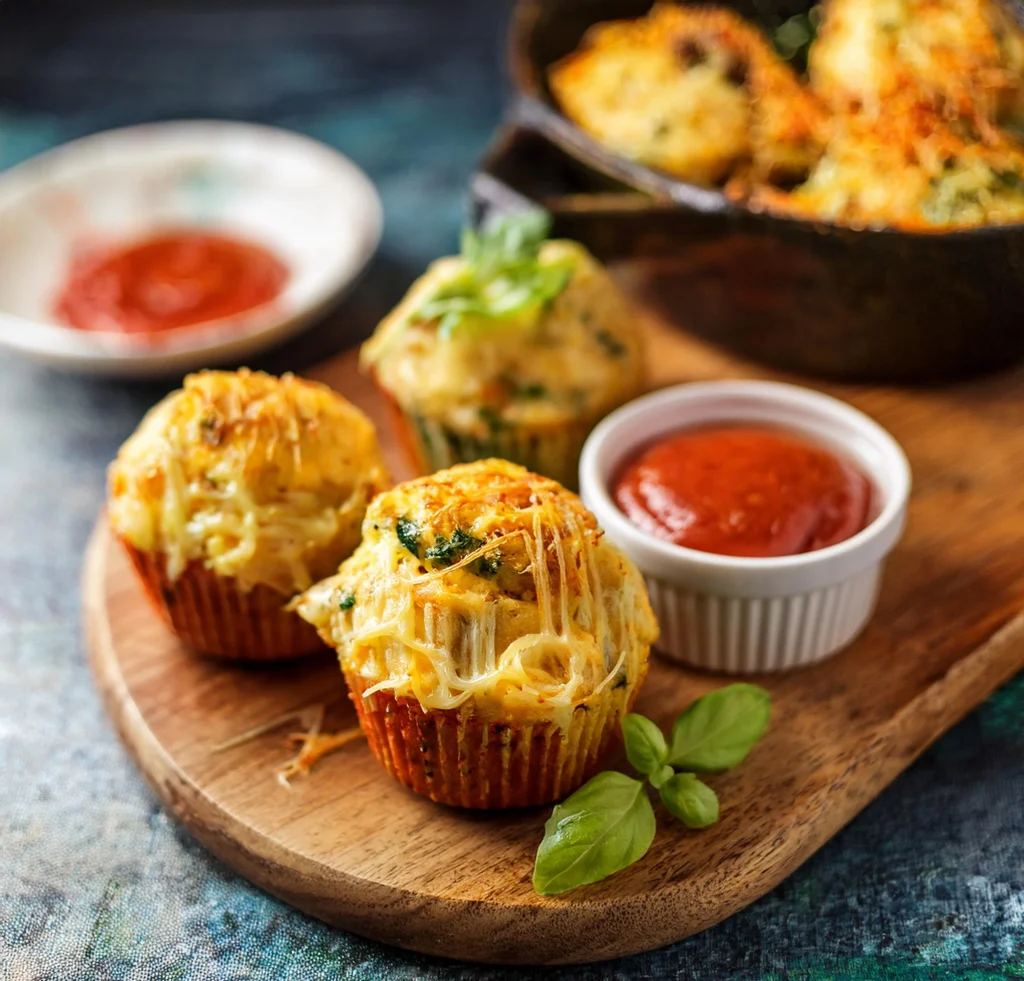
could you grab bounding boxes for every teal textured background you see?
[0,2,1022,977]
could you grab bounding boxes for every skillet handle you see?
[470,122,698,263]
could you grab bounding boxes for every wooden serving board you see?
[83,305,1024,965]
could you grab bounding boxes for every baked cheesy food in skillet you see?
[549,0,1024,229]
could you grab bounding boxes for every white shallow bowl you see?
[0,121,382,377]
[579,381,912,673]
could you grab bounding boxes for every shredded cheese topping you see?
[294,459,658,730]
[108,369,389,594]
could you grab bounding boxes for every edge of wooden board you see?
[82,515,1024,965]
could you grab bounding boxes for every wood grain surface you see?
[82,306,1024,965]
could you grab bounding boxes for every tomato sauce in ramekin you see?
[613,425,871,559]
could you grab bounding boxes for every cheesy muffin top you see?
[108,369,389,594]
[295,459,658,728]
[360,214,645,432]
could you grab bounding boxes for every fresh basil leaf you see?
[649,764,674,790]
[462,211,550,279]
[533,771,656,895]
[668,683,771,772]
[621,713,668,777]
[659,773,720,829]
[338,591,356,611]
[416,212,574,338]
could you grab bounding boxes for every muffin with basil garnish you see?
[360,213,645,489]
[293,458,658,808]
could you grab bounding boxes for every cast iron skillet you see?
[471,0,1024,382]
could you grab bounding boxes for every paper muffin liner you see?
[380,387,598,490]
[120,538,326,661]
[343,667,643,809]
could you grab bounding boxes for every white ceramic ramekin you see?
[579,381,911,673]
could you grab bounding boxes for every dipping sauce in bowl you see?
[55,230,288,335]
[580,381,911,671]
[613,426,872,558]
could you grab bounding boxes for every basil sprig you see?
[668,683,771,771]
[659,772,720,829]
[416,212,574,339]
[621,713,668,777]
[532,772,656,896]
[532,683,771,895]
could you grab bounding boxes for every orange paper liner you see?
[120,538,326,661]
[344,668,641,809]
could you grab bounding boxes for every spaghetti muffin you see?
[294,459,658,809]
[108,369,389,660]
[360,214,645,490]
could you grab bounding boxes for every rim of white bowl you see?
[578,380,913,597]
[0,120,382,370]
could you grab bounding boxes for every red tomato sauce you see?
[614,426,872,558]
[55,230,288,334]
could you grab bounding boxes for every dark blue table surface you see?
[1,2,1022,978]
